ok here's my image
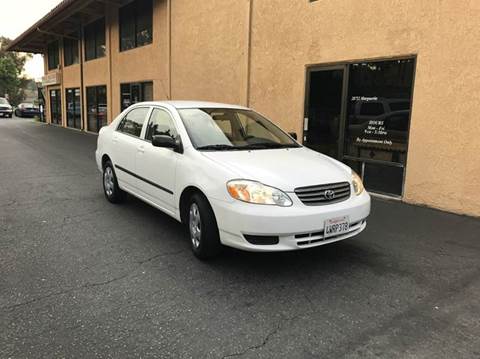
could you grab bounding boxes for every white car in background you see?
[0,97,13,118]
[96,101,370,259]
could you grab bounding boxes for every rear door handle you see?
[137,145,145,154]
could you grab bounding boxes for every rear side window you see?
[117,107,150,137]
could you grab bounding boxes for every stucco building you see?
[7,0,480,217]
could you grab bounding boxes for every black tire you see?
[187,193,222,260]
[14,110,20,118]
[8,113,13,118]
[102,160,126,204]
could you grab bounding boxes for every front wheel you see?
[103,160,126,204]
[187,194,222,260]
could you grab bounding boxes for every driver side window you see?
[145,108,178,142]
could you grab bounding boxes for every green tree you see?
[0,37,32,105]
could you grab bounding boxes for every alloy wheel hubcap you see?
[104,167,114,196]
[189,203,202,248]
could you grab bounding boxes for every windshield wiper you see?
[196,144,238,151]
[241,143,299,150]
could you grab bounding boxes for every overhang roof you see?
[6,0,123,53]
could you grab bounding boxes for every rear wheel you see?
[103,160,126,204]
[187,194,222,260]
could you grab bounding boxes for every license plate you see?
[324,216,350,238]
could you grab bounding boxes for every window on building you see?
[49,89,62,125]
[47,41,59,70]
[87,86,107,132]
[145,108,177,141]
[305,58,415,197]
[66,88,82,129]
[84,18,106,61]
[119,0,153,51]
[117,107,150,137]
[120,81,153,111]
[64,35,79,66]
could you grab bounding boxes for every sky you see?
[0,0,63,80]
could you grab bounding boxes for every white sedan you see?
[96,101,370,259]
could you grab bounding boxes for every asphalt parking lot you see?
[1,118,479,358]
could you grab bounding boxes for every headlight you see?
[351,171,365,195]
[227,180,292,207]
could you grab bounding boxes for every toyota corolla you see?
[96,101,370,259]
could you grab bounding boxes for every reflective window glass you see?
[118,107,149,137]
[145,108,177,141]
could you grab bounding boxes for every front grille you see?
[295,181,351,206]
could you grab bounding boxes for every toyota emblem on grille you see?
[324,190,336,200]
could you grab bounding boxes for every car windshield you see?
[0,98,9,105]
[178,108,300,151]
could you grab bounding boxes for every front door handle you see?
[112,135,119,144]
[137,145,145,154]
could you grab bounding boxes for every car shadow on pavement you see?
[217,239,377,276]
[125,192,380,279]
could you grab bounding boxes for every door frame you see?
[303,64,349,161]
[49,88,62,126]
[65,87,82,129]
[303,55,418,198]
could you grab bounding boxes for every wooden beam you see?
[97,0,124,6]
[36,28,79,40]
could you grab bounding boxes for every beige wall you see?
[41,0,480,217]
[170,0,250,105]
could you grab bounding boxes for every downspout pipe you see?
[79,25,85,131]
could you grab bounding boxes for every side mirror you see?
[152,135,175,148]
[152,135,184,153]
[288,132,298,140]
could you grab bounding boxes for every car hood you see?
[200,147,351,192]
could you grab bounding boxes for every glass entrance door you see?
[304,67,346,159]
[304,58,416,197]
[66,88,82,129]
[49,89,62,125]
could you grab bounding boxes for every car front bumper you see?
[210,190,371,252]
[19,110,40,116]
[0,110,13,116]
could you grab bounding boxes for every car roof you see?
[137,100,250,110]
